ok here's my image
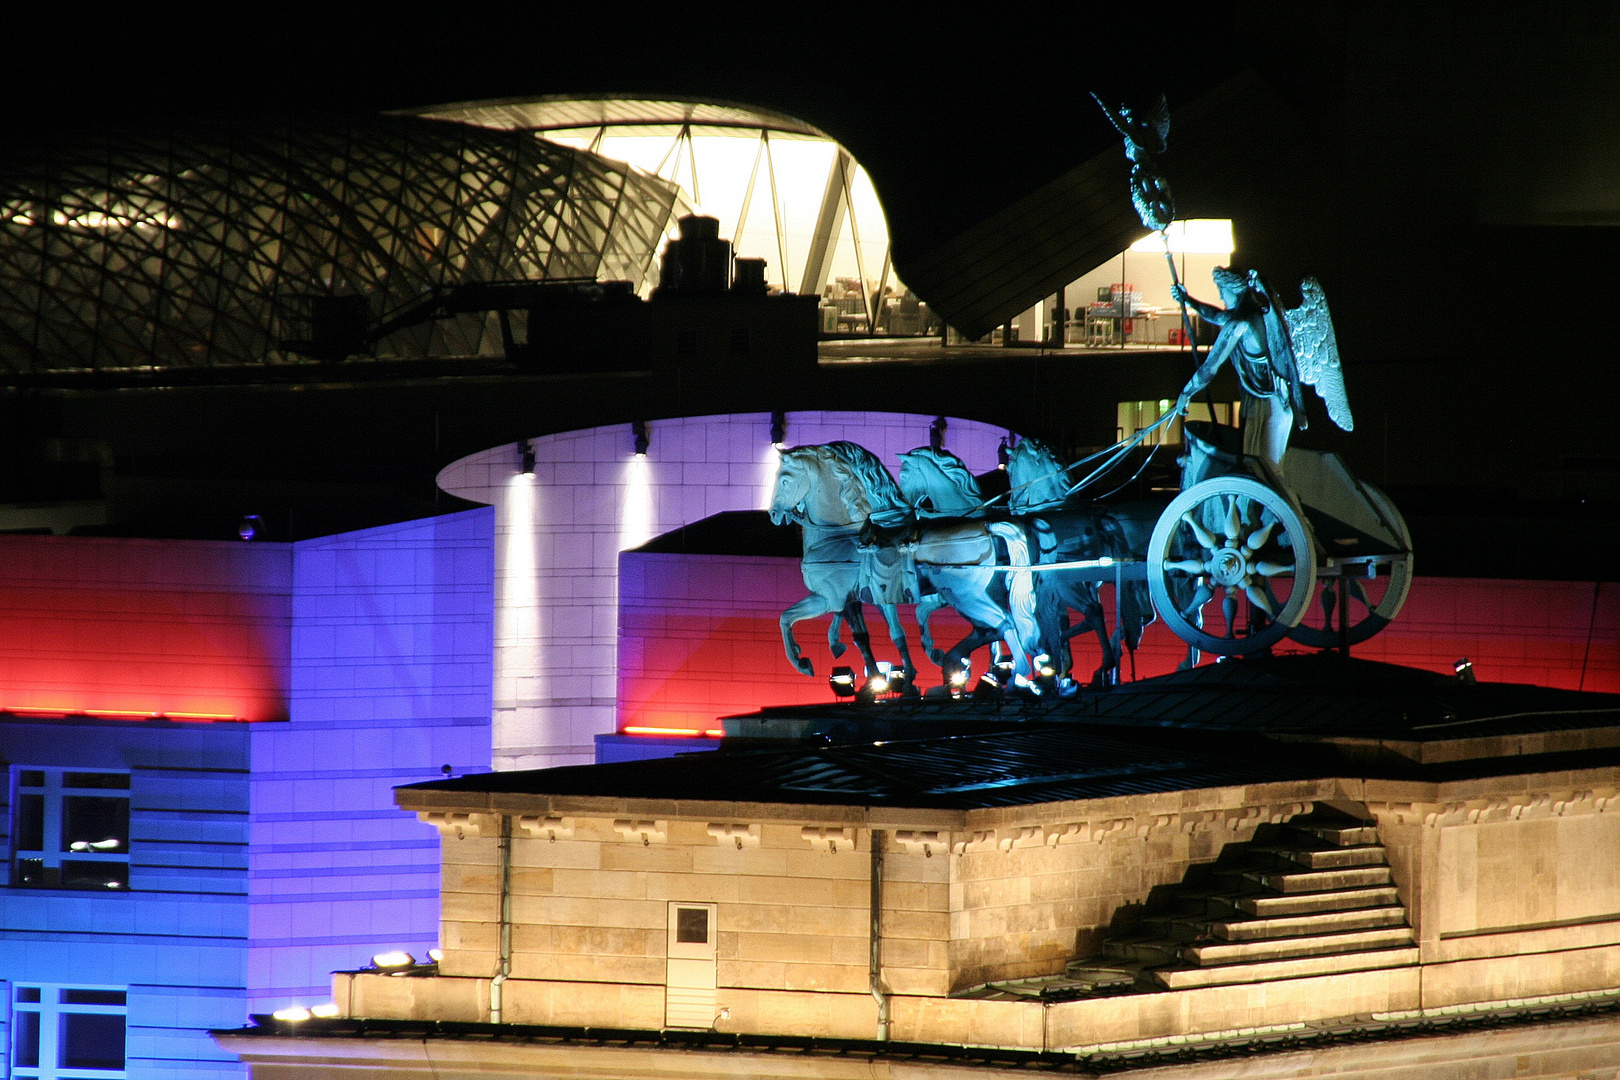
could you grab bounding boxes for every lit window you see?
[11,984,127,1079]
[1116,400,1239,447]
[10,769,130,890]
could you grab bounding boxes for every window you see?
[11,984,126,1079]
[1116,400,1239,447]
[11,769,130,890]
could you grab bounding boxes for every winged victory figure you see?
[1173,270,1352,468]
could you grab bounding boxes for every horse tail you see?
[988,521,1039,653]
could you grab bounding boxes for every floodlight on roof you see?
[829,666,857,698]
[310,1003,341,1018]
[633,420,650,458]
[272,1006,312,1022]
[930,416,947,453]
[517,439,535,475]
[770,411,786,449]
[370,950,415,970]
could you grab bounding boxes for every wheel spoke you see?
[1244,584,1276,616]
[1181,512,1217,551]
[1222,591,1238,637]
[1244,519,1278,552]
[1165,558,1206,575]
[1252,560,1295,577]
[1223,497,1242,543]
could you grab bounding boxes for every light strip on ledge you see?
[623,726,725,738]
[6,706,240,722]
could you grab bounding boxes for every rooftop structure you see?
[214,658,1620,1077]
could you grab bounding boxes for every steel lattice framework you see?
[0,116,684,371]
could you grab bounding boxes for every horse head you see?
[769,448,817,525]
[1008,438,1071,512]
[771,443,904,527]
[898,447,982,517]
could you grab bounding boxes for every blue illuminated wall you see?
[0,510,494,1075]
[0,717,252,1080]
[247,509,493,1015]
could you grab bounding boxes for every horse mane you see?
[899,447,981,509]
[817,441,908,521]
[1008,437,1069,511]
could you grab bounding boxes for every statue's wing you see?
[1092,92,1170,156]
[1284,276,1353,432]
[1145,94,1171,153]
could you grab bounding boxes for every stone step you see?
[1290,823,1380,847]
[1236,885,1400,917]
[1211,905,1407,941]
[1138,916,1211,944]
[1101,938,1182,966]
[1150,946,1420,990]
[1181,925,1414,967]
[1245,865,1392,893]
[1288,845,1388,870]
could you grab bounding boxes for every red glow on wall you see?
[618,551,1620,731]
[0,538,290,723]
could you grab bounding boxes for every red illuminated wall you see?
[0,536,291,722]
[617,550,1620,729]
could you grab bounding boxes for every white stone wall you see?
[436,412,1007,771]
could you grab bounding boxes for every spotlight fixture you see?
[770,410,787,449]
[947,660,972,697]
[1454,657,1476,684]
[517,439,535,476]
[310,1003,341,1018]
[930,415,947,453]
[272,1006,312,1022]
[828,666,857,698]
[997,437,1011,470]
[370,950,416,970]
[632,420,649,457]
[857,662,906,703]
[427,948,443,963]
[237,514,262,541]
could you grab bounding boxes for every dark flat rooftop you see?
[404,659,1620,811]
[729,654,1620,743]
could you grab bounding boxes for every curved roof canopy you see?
[410,94,828,139]
[0,115,683,371]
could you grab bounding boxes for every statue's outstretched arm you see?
[1176,332,1239,412]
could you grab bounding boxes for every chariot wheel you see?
[1148,475,1317,656]
[1286,481,1413,648]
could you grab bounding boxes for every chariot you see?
[1139,419,1412,658]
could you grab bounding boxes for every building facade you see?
[220,661,1620,1077]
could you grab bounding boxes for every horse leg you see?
[942,623,1002,675]
[827,615,847,659]
[879,604,919,688]
[842,602,880,676]
[1088,598,1118,685]
[780,593,836,677]
[916,594,949,666]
